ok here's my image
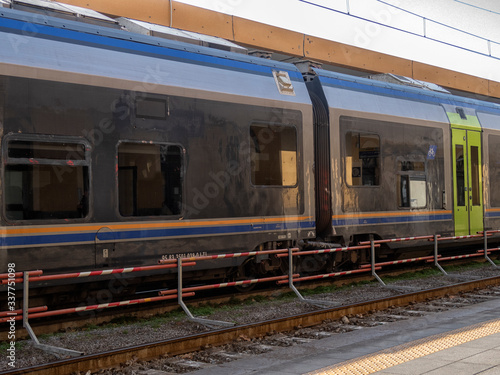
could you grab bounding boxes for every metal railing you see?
[1,231,499,356]
[358,232,499,289]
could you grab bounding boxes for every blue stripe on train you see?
[0,16,303,81]
[318,74,500,115]
[1,221,316,247]
[332,213,452,226]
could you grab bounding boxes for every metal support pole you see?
[434,234,448,275]
[371,239,386,286]
[483,231,499,268]
[288,247,306,303]
[287,248,339,308]
[484,230,488,257]
[176,260,234,328]
[23,272,82,358]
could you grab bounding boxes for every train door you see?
[452,129,483,235]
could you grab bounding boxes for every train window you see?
[8,141,86,160]
[455,145,466,207]
[345,132,380,186]
[470,146,480,206]
[397,160,427,208]
[118,143,182,217]
[250,124,297,186]
[488,135,500,207]
[4,139,90,221]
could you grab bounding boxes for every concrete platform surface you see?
[189,293,500,375]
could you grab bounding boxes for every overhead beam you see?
[413,62,490,97]
[54,0,500,98]
[233,17,304,57]
[490,81,500,98]
[171,1,233,40]
[303,35,413,77]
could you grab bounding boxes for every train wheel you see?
[233,258,258,292]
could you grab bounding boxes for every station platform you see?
[308,319,500,375]
[190,295,500,375]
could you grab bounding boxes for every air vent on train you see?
[368,73,450,94]
[117,17,247,54]
[9,0,120,28]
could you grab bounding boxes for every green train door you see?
[452,129,483,235]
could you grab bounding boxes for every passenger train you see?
[1,5,499,288]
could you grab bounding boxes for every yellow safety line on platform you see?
[306,318,500,375]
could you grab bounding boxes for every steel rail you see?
[2,275,500,375]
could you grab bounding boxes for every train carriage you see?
[0,7,315,280]
[1,4,500,290]
[476,111,500,233]
[304,68,500,261]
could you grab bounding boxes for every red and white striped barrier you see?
[277,267,381,284]
[479,230,500,235]
[477,248,500,254]
[2,263,195,284]
[0,306,47,318]
[426,253,484,262]
[159,274,297,295]
[0,293,194,323]
[0,270,42,281]
[277,245,374,258]
[430,234,485,241]
[359,235,436,245]
[159,248,290,264]
[360,255,437,268]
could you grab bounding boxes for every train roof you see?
[314,68,500,130]
[0,7,311,106]
[0,7,290,72]
[314,69,500,114]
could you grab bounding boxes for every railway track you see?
[2,254,492,343]
[3,275,500,375]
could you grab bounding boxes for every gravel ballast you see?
[2,263,499,372]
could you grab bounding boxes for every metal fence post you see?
[23,272,82,357]
[434,234,448,275]
[287,248,339,308]
[483,231,499,268]
[176,259,234,328]
[371,238,386,286]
